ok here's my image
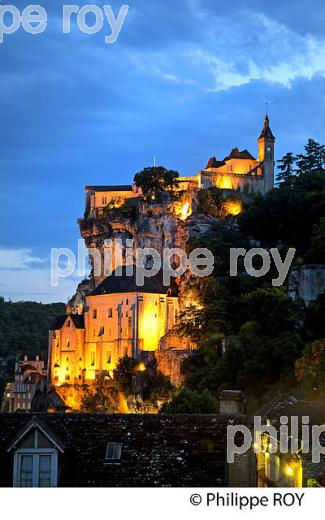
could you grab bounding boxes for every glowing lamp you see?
[285,465,294,476]
[180,201,191,221]
[137,362,146,372]
[218,176,233,190]
[223,200,242,216]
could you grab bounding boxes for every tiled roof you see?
[87,266,179,297]
[0,413,245,487]
[205,157,226,169]
[49,314,84,330]
[223,148,256,161]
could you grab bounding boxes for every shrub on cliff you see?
[134,166,179,202]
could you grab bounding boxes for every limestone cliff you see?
[78,192,217,294]
[288,265,325,305]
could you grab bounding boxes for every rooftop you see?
[87,266,179,297]
[86,185,133,192]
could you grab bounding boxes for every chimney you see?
[219,390,245,415]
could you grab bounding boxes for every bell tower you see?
[257,114,275,192]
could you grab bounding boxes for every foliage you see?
[196,187,224,217]
[276,152,296,185]
[134,166,179,203]
[160,387,219,414]
[0,297,65,357]
[80,380,119,412]
[118,198,138,221]
[295,139,325,175]
[113,356,174,409]
[304,294,325,342]
[239,170,325,262]
[295,339,325,396]
[170,142,325,406]
[276,139,325,186]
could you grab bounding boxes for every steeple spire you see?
[259,112,275,140]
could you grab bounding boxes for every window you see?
[90,352,95,366]
[98,326,105,337]
[105,442,122,463]
[93,309,97,319]
[66,340,70,347]
[107,308,113,318]
[102,196,107,205]
[106,351,112,364]
[14,451,58,487]
[125,299,129,305]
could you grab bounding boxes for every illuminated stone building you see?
[199,115,275,194]
[85,115,275,218]
[49,268,179,385]
[48,114,276,389]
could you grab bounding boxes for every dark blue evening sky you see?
[1,0,325,302]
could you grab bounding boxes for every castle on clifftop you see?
[48,115,275,393]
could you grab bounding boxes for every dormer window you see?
[8,422,64,487]
[105,442,122,463]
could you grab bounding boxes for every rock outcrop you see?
[288,265,325,305]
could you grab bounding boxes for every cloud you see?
[1,0,325,307]
[0,248,46,270]
[0,267,77,303]
[129,13,325,93]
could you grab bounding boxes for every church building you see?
[48,268,179,385]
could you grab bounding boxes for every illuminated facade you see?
[85,115,275,219]
[48,268,179,386]
[199,115,275,194]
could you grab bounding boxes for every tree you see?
[134,166,179,202]
[113,356,174,409]
[304,294,325,342]
[308,217,325,263]
[160,387,219,413]
[176,304,205,343]
[81,379,119,412]
[295,339,325,396]
[196,187,223,217]
[276,152,296,185]
[296,139,325,175]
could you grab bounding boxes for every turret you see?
[258,114,275,192]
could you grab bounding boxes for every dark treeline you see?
[163,138,325,413]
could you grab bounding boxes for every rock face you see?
[288,265,325,305]
[76,193,219,386]
[79,193,217,290]
[156,331,196,386]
